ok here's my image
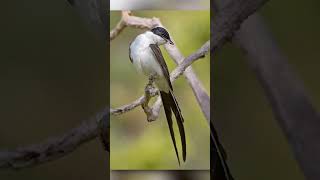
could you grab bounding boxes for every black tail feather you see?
[211,121,234,180]
[161,91,181,165]
[169,91,186,161]
[160,91,186,164]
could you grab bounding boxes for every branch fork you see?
[141,75,159,122]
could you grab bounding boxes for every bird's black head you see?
[151,27,174,45]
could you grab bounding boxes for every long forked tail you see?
[160,90,186,165]
[211,121,234,180]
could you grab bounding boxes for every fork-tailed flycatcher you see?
[129,27,186,165]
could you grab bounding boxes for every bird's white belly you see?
[133,48,163,77]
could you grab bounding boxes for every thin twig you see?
[110,11,160,40]
[110,86,158,116]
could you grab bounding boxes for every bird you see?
[129,26,186,165]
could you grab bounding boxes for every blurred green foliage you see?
[110,11,210,170]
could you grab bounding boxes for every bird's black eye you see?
[151,27,171,41]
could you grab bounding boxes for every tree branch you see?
[211,0,269,52]
[214,0,320,179]
[66,0,108,40]
[233,13,320,180]
[110,86,158,116]
[0,108,108,169]
[110,11,160,40]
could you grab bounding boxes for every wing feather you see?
[149,44,173,90]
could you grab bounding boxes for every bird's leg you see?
[142,74,157,122]
[147,74,155,87]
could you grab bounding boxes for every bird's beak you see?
[168,39,174,45]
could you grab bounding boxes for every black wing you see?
[149,44,173,90]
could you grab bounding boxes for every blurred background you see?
[111,0,209,10]
[0,1,108,180]
[111,170,209,180]
[110,11,210,170]
[1,0,320,180]
[213,1,320,180]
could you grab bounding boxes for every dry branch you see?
[67,0,108,40]
[110,85,158,116]
[234,14,320,180]
[213,0,320,179]
[0,108,108,169]
[211,0,269,52]
[110,11,160,40]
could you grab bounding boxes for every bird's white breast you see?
[129,33,164,77]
